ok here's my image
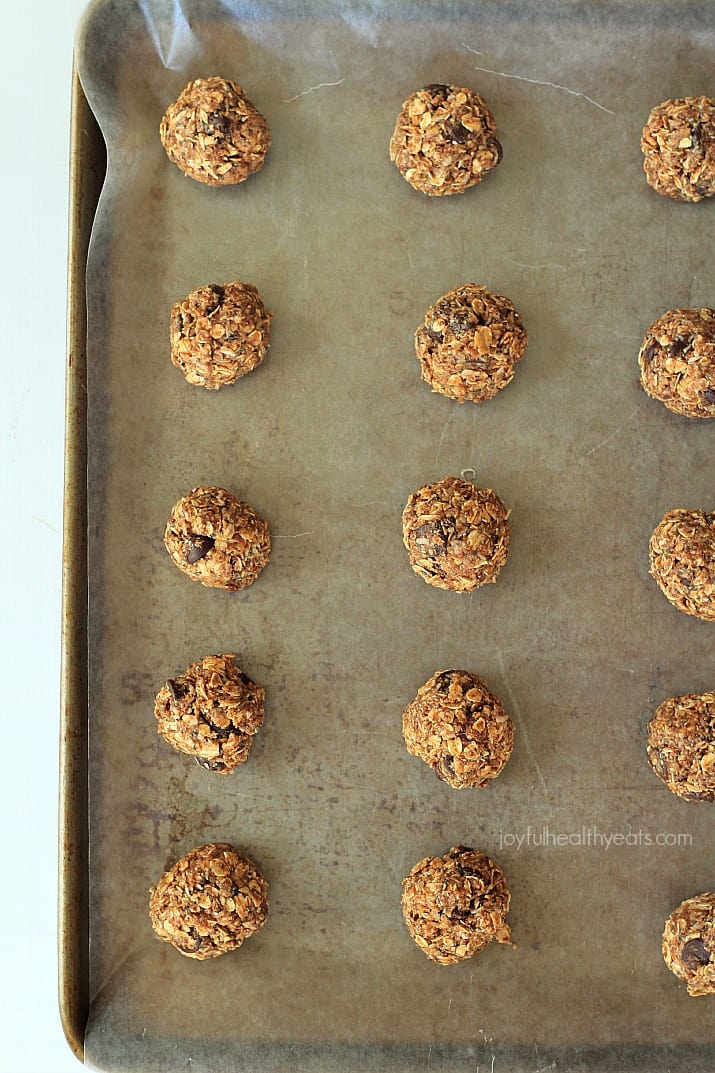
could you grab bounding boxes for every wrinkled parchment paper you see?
[76,1,714,1069]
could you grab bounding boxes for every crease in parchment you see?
[582,406,639,459]
[282,78,346,104]
[462,43,615,116]
[138,0,199,71]
[497,650,549,796]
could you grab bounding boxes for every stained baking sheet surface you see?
[75,1,714,1069]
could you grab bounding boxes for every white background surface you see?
[4,1,82,1070]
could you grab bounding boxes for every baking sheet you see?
[73,1,715,1069]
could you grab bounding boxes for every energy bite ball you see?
[403,669,514,789]
[647,692,715,801]
[164,485,270,591]
[402,476,510,592]
[389,83,502,196]
[149,843,268,960]
[401,845,513,964]
[638,308,715,418]
[170,282,271,390]
[414,283,528,403]
[649,509,715,620]
[662,892,715,996]
[160,76,270,186]
[641,96,715,202]
[154,654,265,773]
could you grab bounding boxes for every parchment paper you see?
[76,1,715,1069]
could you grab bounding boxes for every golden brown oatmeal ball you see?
[414,283,528,403]
[662,892,715,996]
[160,76,270,186]
[638,308,715,418]
[164,485,271,591]
[641,96,715,201]
[149,843,268,960]
[647,692,715,802]
[401,845,513,964]
[402,476,510,592]
[154,654,265,773]
[389,83,502,196]
[170,282,271,390]
[649,509,715,620]
[402,669,514,789]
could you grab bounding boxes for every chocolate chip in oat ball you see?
[415,283,528,403]
[154,654,265,773]
[164,485,271,591]
[401,845,513,964]
[648,508,715,620]
[166,678,186,702]
[149,843,268,960]
[424,84,451,100]
[641,96,715,201]
[638,308,715,418]
[389,83,502,196]
[402,476,510,593]
[403,669,514,789]
[160,76,270,186]
[662,892,715,995]
[682,938,712,969]
[646,692,715,801]
[170,281,271,390]
[183,534,215,563]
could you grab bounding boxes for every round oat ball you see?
[401,845,513,964]
[154,654,265,773]
[649,509,715,620]
[389,83,502,196]
[160,76,270,186]
[638,308,715,418]
[641,96,715,202]
[403,669,514,789]
[662,892,715,996]
[164,485,271,591]
[402,476,510,592]
[647,692,715,801]
[170,282,271,390]
[149,843,268,960]
[414,284,528,403]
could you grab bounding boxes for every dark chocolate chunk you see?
[424,84,450,102]
[206,718,232,740]
[668,335,691,358]
[454,860,480,880]
[449,309,475,337]
[433,671,453,693]
[190,284,224,316]
[444,121,470,144]
[682,938,711,969]
[642,339,659,365]
[206,112,231,137]
[167,678,187,703]
[184,534,215,564]
[487,137,503,165]
[180,927,203,953]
